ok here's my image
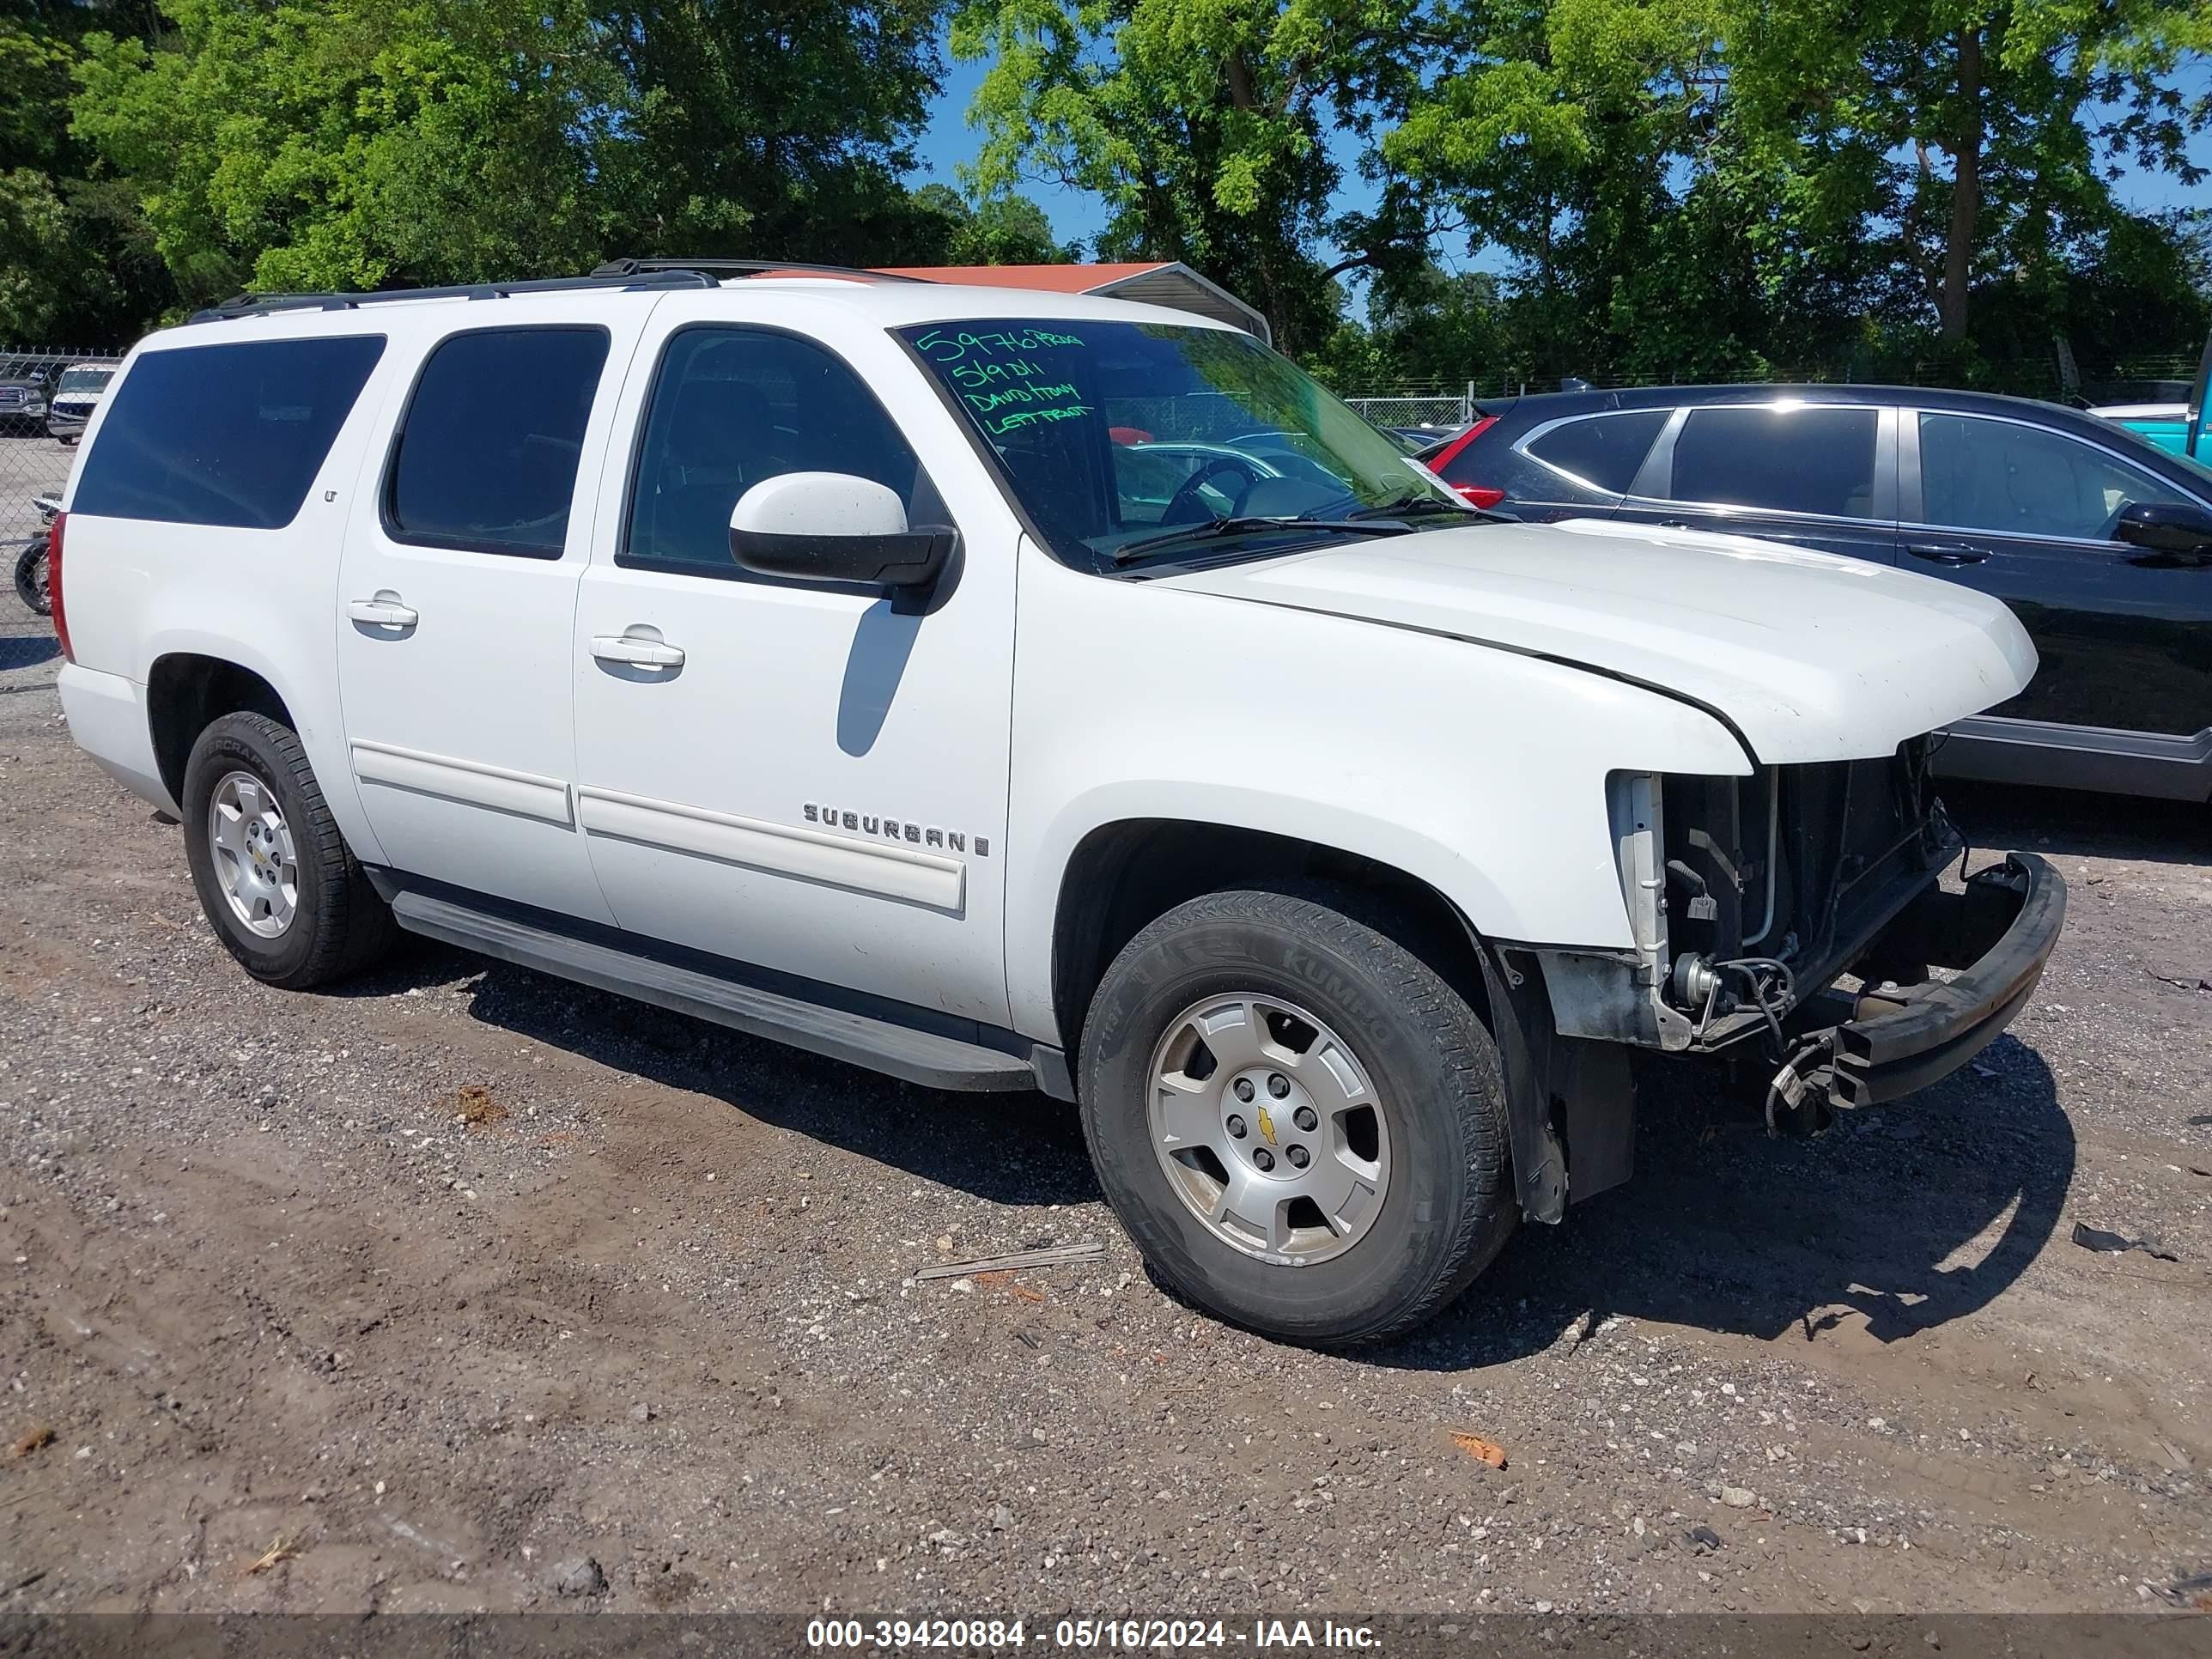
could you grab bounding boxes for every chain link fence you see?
[1,349,123,551]
[1341,393,1475,433]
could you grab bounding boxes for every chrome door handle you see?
[591,634,685,668]
[347,595,419,628]
[1906,543,1990,566]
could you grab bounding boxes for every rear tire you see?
[1078,885,1516,1347]
[181,712,397,989]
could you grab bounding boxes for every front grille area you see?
[1662,739,1955,999]
[0,388,26,408]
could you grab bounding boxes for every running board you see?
[388,890,1042,1094]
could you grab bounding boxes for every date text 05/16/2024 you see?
[805,1620,1380,1650]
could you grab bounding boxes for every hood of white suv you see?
[1156,517,2036,765]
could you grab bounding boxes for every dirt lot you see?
[2,607,2209,1619]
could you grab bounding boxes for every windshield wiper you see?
[1110,516,1405,565]
[1336,494,1482,521]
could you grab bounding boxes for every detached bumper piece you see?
[1794,854,2066,1113]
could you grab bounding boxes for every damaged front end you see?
[1530,738,2066,1128]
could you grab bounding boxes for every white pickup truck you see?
[51,260,2065,1346]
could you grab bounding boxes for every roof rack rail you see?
[187,267,718,325]
[589,258,931,284]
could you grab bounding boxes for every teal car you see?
[2094,401,2190,454]
[2093,335,2209,460]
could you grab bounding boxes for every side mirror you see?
[2113,500,2212,561]
[729,472,954,592]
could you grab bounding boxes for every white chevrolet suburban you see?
[52,259,2066,1346]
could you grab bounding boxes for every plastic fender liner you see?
[1477,943,1637,1224]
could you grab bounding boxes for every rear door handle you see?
[1906,542,1990,566]
[347,595,419,629]
[591,634,685,669]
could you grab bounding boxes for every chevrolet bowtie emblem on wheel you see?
[1255,1104,1279,1146]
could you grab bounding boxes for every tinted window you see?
[1918,413,2189,541]
[1524,410,1669,495]
[73,337,385,528]
[1670,405,1881,519]
[386,327,610,557]
[626,327,933,574]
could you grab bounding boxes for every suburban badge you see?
[802,803,990,857]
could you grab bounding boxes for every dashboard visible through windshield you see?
[897,319,1472,570]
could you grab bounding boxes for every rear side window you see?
[1669,404,1881,519]
[386,326,611,558]
[72,336,386,528]
[1524,410,1668,495]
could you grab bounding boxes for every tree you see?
[948,0,1437,354]
[0,3,173,343]
[72,0,633,302]
[1722,0,2212,344]
[908,182,1082,263]
[1376,0,2210,380]
[1308,263,1511,389]
[70,0,955,309]
[591,0,946,263]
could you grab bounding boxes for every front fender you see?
[1003,550,1751,1041]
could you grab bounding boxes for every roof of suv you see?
[158,272,1239,353]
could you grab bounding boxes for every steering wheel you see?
[1160,457,1263,526]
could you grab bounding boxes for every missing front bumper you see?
[1789,853,2067,1113]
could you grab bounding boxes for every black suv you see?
[0,360,52,434]
[1422,385,2212,804]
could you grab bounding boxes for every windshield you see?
[58,367,112,394]
[897,319,1467,567]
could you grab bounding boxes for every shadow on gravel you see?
[1943,780,2209,867]
[1376,1036,2075,1372]
[0,632,58,670]
[339,939,1102,1211]
[347,929,2071,1358]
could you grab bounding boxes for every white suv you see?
[52,260,2066,1346]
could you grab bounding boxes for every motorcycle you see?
[15,493,59,617]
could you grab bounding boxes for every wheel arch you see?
[146,652,296,809]
[1040,813,1634,1228]
[1046,817,1494,1059]
[134,619,384,868]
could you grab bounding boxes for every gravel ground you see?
[1,606,2208,1618]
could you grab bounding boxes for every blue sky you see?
[907,49,2210,283]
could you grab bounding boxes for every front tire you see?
[1078,886,1516,1347]
[181,712,396,988]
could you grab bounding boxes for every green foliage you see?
[0,4,175,341]
[1372,0,2212,382]
[66,0,959,308]
[948,0,1429,353]
[910,182,1084,262]
[953,0,2208,385]
[8,0,2204,390]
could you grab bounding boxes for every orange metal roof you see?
[870,263,1170,289]
[868,260,1269,341]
